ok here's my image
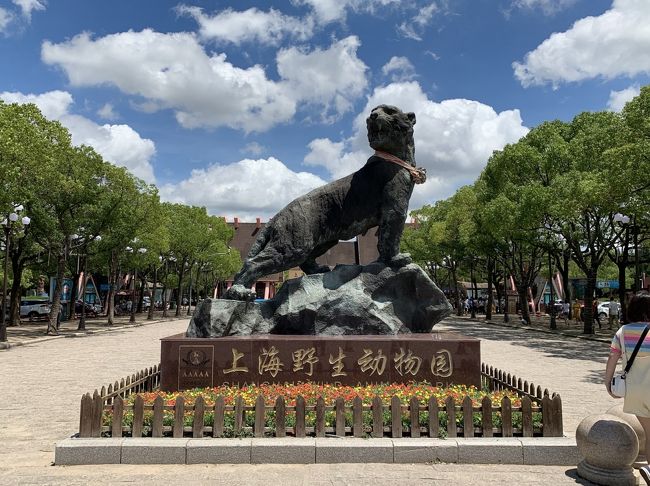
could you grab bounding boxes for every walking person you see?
[593,299,601,329]
[561,301,570,326]
[605,294,650,484]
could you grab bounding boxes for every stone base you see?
[55,437,580,465]
[577,459,638,486]
[160,332,480,391]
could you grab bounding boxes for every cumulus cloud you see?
[291,0,401,25]
[382,56,417,82]
[177,5,313,45]
[12,0,45,20]
[276,36,368,121]
[304,81,529,208]
[607,84,640,112]
[42,30,368,132]
[159,157,326,221]
[513,0,650,87]
[293,0,352,23]
[510,0,577,15]
[97,102,119,120]
[0,90,156,183]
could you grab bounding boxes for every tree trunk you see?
[583,272,597,335]
[47,243,67,334]
[77,264,87,331]
[137,276,146,313]
[162,283,169,318]
[106,251,117,326]
[486,257,494,320]
[618,261,627,323]
[186,265,193,316]
[148,266,157,320]
[8,255,23,326]
[451,266,461,316]
[517,288,531,325]
[175,263,186,317]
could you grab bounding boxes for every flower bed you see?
[78,363,563,439]
[100,382,541,438]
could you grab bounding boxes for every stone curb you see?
[55,437,580,466]
[0,317,187,350]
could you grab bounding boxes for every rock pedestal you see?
[187,262,452,337]
[576,413,639,486]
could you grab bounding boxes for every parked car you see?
[20,298,51,321]
[597,302,619,320]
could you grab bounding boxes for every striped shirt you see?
[610,322,650,357]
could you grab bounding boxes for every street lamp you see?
[0,206,31,342]
[614,213,642,291]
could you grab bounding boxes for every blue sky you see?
[1,0,648,220]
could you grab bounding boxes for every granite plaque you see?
[161,333,480,392]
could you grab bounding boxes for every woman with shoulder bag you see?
[605,294,650,484]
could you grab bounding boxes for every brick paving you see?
[0,314,618,485]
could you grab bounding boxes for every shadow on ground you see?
[437,317,611,385]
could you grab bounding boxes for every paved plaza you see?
[0,315,622,485]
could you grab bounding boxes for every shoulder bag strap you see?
[623,324,650,375]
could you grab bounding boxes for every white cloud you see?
[177,5,313,45]
[42,30,368,132]
[0,7,13,32]
[276,36,368,121]
[65,114,156,183]
[510,0,578,15]
[159,157,326,221]
[292,0,401,24]
[292,0,354,24]
[304,81,529,208]
[0,90,156,183]
[0,89,72,118]
[12,0,45,20]
[97,102,119,120]
[424,50,440,60]
[382,56,417,82]
[513,0,650,87]
[241,142,266,156]
[397,2,440,41]
[607,84,640,112]
[303,138,366,180]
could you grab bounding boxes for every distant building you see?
[223,217,414,299]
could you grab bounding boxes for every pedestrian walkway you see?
[0,310,191,349]
[0,315,611,485]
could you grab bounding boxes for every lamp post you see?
[1,206,31,342]
[633,216,641,292]
[614,213,631,321]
